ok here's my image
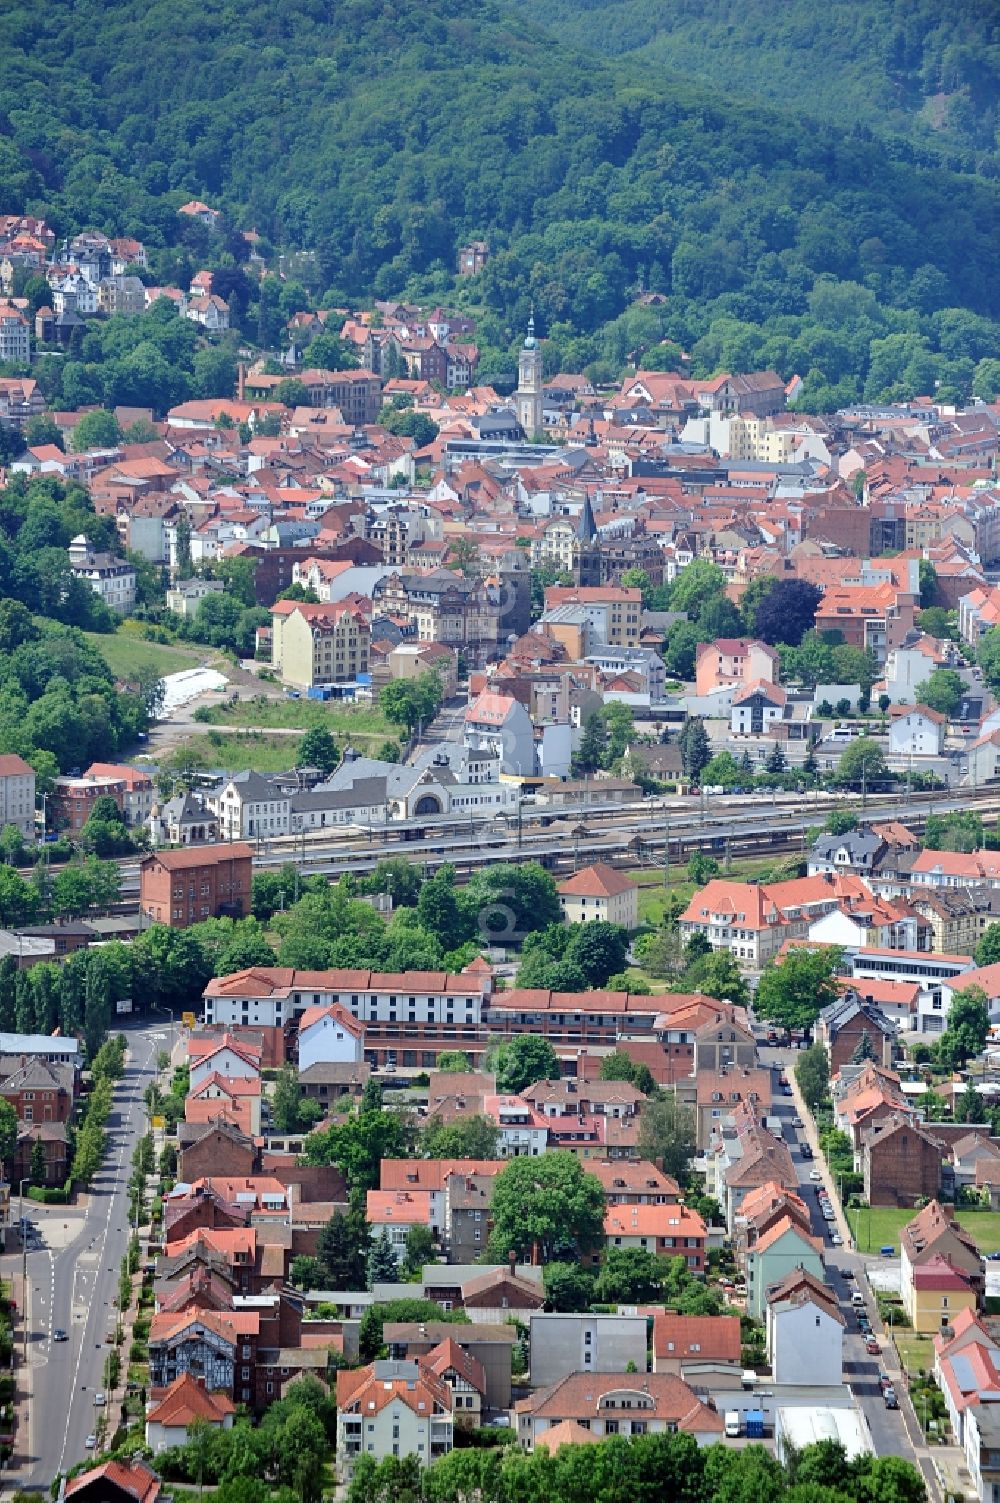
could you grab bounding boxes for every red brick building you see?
[0,1058,74,1122]
[139,843,253,928]
[861,1113,945,1208]
[50,773,127,832]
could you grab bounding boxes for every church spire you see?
[576,490,597,542]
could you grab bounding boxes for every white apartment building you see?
[202,965,489,1030]
[0,755,36,839]
[206,772,290,841]
[67,535,137,613]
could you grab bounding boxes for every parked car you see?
[85,1435,97,1449]
[841,1268,855,1281]
[800,1144,813,1159]
[830,1232,843,1245]
[879,1372,892,1391]
[885,1389,898,1409]
[865,1338,881,1355]
[809,1170,822,1181]
[93,1392,106,1407]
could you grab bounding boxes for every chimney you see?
[508,1249,517,1274]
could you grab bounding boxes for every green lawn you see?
[167,730,305,774]
[83,630,208,680]
[198,693,394,742]
[894,1331,936,1378]
[847,1206,1000,1255]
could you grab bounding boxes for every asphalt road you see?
[12,1022,162,1490]
[767,1043,935,1484]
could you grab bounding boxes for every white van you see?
[725,1411,742,1438]
[851,1291,865,1307]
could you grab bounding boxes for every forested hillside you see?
[512,0,1000,176]
[1,0,998,405]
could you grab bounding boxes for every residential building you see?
[373,570,500,664]
[383,1322,514,1409]
[695,1065,772,1151]
[934,1310,1000,1471]
[65,1461,162,1503]
[336,1359,453,1472]
[744,1212,824,1321]
[588,1160,680,1205]
[0,376,44,429]
[208,772,291,842]
[516,1372,724,1450]
[541,585,642,648]
[49,772,128,834]
[900,1200,984,1331]
[0,1057,74,1123]
[463,691,535,775]
[961,1384,1000,1503]
[139,844,253,928]
[889,705,947,758]
[83,763,155,828]
[765,1267,844,1387]
[529,1313,647,1389]
[814,581,915,667]
[201,966,489,1077]
[476,1094,547,1157]
[297,1003,365,1072]
[270,599,371,689]
[188,1036,261,1092]
[417,1337,486,1430]
[366,1190,435,1264]
[730,681,787,736]
[814,990,896,1074]
[166,578,226,616]
[0,300,30,363]
[457,242,489,276]
[145,1373,235,1452]
[67,535,137,613]
[603,1204,707,1272]
[12,1121,68,1185]
[861,1113,944,1208]
[651,1313,742,1376]
[557,863,639,928]
[695,638,779,698]
[0,754,35,839]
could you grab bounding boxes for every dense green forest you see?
[513,0,1000,174]
[0,0,998,405]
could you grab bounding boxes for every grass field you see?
[83,631,207,680]
[846,1206,1000,1255]
[167,730,305,774]
[894,1331,935,1377]
[198,694,394,742]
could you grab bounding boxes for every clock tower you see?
[515,313,543,439]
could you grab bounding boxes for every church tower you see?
[515,313,543,439]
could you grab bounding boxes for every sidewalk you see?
[785,1064,854,1247]
[9,1264,32,1480]
[789,1065,946,1501]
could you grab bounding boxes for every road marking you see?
[53,1035,159,1480]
